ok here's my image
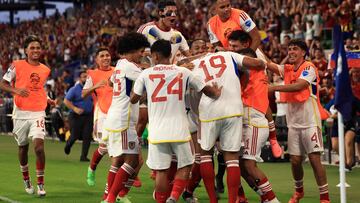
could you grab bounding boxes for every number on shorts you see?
[113,70,121,96]
[36,119,45,128]
[199,55,227,82]
[311,132,318,143]
[149,73,183,102]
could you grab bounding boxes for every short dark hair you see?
[95,47,110,56]
[189,39,206,48]
[24,35,41,49]
[158,0,176,10]
[151,39,171,58]
[228,30,251,43]
[288,39,308,57]
[117,32,150,55]
[237,48,257,58]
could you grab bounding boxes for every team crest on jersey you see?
[224,28,234,39]
[129,141,136,150]
[170,33,182,44]
[29,72,41,91]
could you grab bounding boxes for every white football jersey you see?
[133,64,205,143]
[104,59,142,131]
[192,51,245,122]
[277,64,321,128]
[137,22,189,63]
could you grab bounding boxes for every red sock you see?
[119,178,135,197]
[36,160,45,185]
[170,179,187,201]
[200,155,217,203]
[103,165,119,200]
[226,160,240,203]
[268,121,277,140]
[20,164,29,180]
[90,147,106,171]
[257,177,276,201]
[319,184,330,201]
[155,191,168,203]
[294,180,304,193]
[186,162,201,194]
[107,163,135,203]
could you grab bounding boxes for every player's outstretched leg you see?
[88,144,107,186]
[266,107,283,158]
[34,138,46,197]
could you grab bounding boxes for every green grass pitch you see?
[0,135,359,203]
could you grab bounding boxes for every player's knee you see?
[34,145,44,156]
[242,159,256,171]
[290,156,303,166]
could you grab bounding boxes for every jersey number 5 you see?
[149,73,183,102]
[199,55,227,82]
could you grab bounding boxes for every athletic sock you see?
[90,147,106,171]
[200,155,217,203]
[226,160,240,203]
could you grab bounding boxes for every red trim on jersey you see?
[155,22,172,32]
[137,22,155,33]
[239,12,248,21]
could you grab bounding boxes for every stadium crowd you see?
[0,0,359,95]
[0,0,359,202]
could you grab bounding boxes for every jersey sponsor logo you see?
[302,70,309,76]
[245,20,252,27]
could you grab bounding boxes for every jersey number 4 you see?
[199,55,227,82]
[149,73,183,102]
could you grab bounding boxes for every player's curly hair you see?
[23,35,41,49]
[228,30,251,43]
[158,0,176,10]
[95,47,110,56]
[117,32,150,55]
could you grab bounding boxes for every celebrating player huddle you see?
[0,0,332,203]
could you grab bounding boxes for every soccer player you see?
[82,47,114,186]
[191,50,267,203]
[130,39,221,203]
[182,39,207,202]
[0,35,53,196]
[267,39,330,203]
[137,0,191,63]
[207,0,261,50]
[228,30,283,158]
[227,30,280,203]
[102,32,149,203]
[237,48,280,203]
